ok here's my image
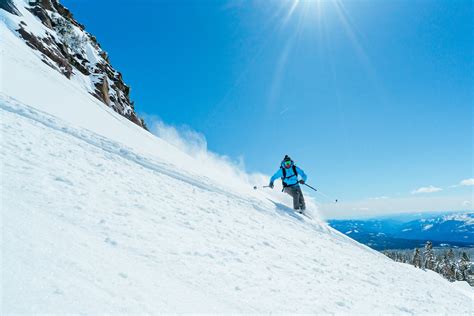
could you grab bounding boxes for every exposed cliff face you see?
[2,0,146,129]
[0,0,21,15]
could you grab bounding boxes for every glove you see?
[269,182,274,189]
[299,180,305,184]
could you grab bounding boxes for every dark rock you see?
[0,0,21,16]
[18,26,72,78]
[39,0,54,11]
[15,0,146,129]
[28,6,53,29]
[94,77,111,106]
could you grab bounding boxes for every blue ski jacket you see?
[270,163,307,187]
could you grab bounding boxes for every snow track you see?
[0,96,257,206]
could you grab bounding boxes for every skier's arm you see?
[295,166,307,182]
[269,169,283,184]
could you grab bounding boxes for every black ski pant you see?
[283,185,306,211]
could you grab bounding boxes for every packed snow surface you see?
[1,5,473,314]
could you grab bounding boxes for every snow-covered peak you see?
[442,212,474,226]
[1,0,145,128]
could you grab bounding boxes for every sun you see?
[282,0,330,26]
[266,0,374,111]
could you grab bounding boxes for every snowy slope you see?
[1,3,473,315]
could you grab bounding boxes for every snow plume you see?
[145,115,262,190]
[145,115,319,214]
[149,117,209,156]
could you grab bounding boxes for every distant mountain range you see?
[328,211,473,250]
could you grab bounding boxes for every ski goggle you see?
[283,160,292,167]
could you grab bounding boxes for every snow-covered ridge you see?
[442,212,474,226]
[329,211,474,249]
[417,212,474,228]
[1,0,145,128]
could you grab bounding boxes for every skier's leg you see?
[297,186,306,210]
[291,187,300,210]
[284,187,299,210]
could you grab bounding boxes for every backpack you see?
[281,164,298,187]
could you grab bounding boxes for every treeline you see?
[383,241,473,286]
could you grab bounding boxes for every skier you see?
[269,155,308,213]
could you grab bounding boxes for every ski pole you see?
[253,185,271,190]
[317,189,338,203]
[317,189,339,203]
[303,183,318,192]
[303,183,338,203]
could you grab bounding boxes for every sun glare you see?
[266,0,376,111]
[283,0,329,26]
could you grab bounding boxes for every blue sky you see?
[63,0,472,217]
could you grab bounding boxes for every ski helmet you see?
[282,155,293,168]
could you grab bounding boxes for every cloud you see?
[460,178,474,186]
[411,185,442,194]
[319,196,472,220]
[352,207,369,211]
[368,196,389,200]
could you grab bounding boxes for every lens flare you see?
[267,0,377,112]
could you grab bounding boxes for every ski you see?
[297,210,313,220]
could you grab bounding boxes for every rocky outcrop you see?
[17,25,73,77]
[5,0,146,129]
[1,0,21,16]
